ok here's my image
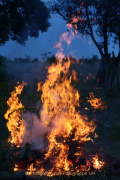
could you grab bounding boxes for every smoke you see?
[4,58,80,151]
[21,112,52,150]
[4,60,51,94]
[20,104,64,151]
[4,59,54,150]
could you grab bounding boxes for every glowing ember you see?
[14,164,18,171]
[86,73,95,80]
[92,154,105,169]
[94,133,98,139]
[26,163,36,175]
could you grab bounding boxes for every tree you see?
[0,0,51,46]
[48,0,120,89]
[91,0,120,88]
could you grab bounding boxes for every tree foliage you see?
[0,0,51,46]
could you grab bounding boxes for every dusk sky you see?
[0,0,119,61]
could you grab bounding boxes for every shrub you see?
[92,55,99,61]
[47,54,57,63]
[14,56,31,63]
[0,55,7,82]
[0,55,5,66]
[32,58,38,63]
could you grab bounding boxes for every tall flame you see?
[39,57,97,172]
[4,81,27,147]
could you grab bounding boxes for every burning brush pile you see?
[4,57,108,178]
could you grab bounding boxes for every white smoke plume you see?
[20,111,52,150]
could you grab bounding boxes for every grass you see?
[0,54,120,179]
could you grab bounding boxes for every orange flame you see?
[86,92,107,112]
[92,154,105,169]
[14,164,18,171]
[72,70,79,82]
[86,73,95,81]
[37,81,42,92]
[26,163,37,175]
[6,2,106,174]
[39,58,97,172]
[4,81,27,147]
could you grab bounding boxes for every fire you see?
[26,163,36,175]
[66,3,84,33]
[86,73,95,80]
[72,70,79,82]
[5,57,106,175]
[86,92,107,112]
[4,3,107,177]
[14,164,18,171]
[94,133,98,138]
[92,154,105,169]
[4,81,27,147]
[37,81,42,92]
[38,57,97,172]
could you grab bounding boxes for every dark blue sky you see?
[0,0,119,61]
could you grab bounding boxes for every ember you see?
[92,153,105,170]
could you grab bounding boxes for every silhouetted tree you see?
[48,0,120,89]
[0,0,51,46]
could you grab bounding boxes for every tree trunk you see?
[94,55,110,87]
[94,52,120,89]
[108,52,120,89]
